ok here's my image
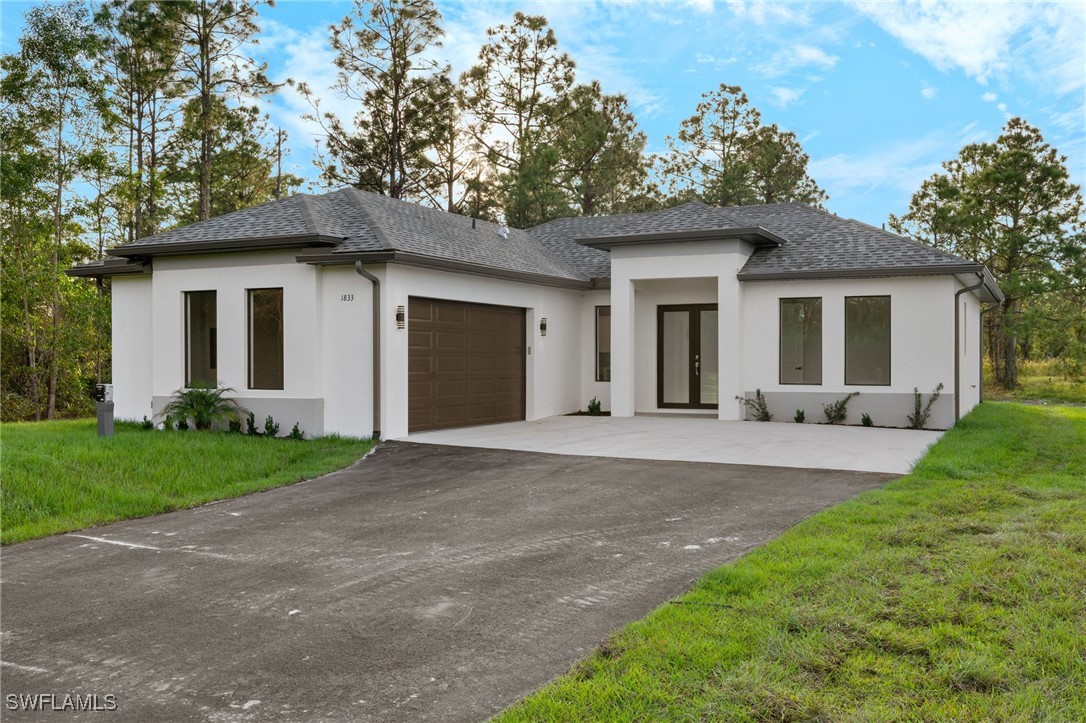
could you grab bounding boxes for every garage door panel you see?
[408,297,525,433]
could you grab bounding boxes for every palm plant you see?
[160,382,242,431]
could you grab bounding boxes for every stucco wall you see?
[111,275,154,421]
[740,275,961,428]
[580,289,612,412]
[321,264,375,438]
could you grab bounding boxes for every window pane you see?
[596,306,611,382]
[779,298,822,385]
[249,288,284,390]
[845,296,891,385]
[661,311,690,404]
[186,291,217,387]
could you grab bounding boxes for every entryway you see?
[658,304,719,409]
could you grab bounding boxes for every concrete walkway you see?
[405,416,943,474]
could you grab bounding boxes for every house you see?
[69,188,1003,438]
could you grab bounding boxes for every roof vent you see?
[497,225,509,239]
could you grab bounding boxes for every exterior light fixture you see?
[396,305,405,329]
[540,317,548,336]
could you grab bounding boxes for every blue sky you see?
[2,0,1084,227]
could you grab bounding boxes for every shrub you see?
[264,415,280,437]
[160,382,242,431]
[176,418,190,431]
[794,409,805,424]
[736,389,773,422]
[246,411,258,436]
[228,417,243,434]
[861,412,874,427]
[587,397,602,416]
[289,422,304,441]
[823,392,859,425]
[162,416,174,431]
[140,416,154,430]
[907,382,944,429]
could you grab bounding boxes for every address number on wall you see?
[340,294,355,302]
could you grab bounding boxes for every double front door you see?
[658,304,719,409]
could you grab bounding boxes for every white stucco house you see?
[70,188,1003,439]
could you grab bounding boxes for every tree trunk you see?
[198,0,212,221]
[48,92,64,421]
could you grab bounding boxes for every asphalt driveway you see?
[1,442,894,721]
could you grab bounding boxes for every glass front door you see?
[657,304,719,409]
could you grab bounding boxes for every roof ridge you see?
[295,193,324,236]
[341,188,396,250]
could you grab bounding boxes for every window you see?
[779,297,822,385]
[248,288,284,390]
[185,291,217,387]
[595,306,611,382]
[845,295,891,385]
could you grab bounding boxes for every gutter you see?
[954,273,986,423]
[354,261,381,440]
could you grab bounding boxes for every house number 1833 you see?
[340,294,354,302]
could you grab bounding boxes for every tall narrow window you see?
[845,295,891,385]
[249,288,284,390]
[595,306,611,381]
[780,297,822,385]
[185,291,217,387]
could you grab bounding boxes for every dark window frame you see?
[844,294,892,386]
[779,296,823,386]
[247,287,285,391]
[595,305,611,382]
[184,290,217,388]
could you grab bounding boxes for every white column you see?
[610,278,636,417]
[718,272,743,420]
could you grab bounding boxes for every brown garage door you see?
[408,297,526,433]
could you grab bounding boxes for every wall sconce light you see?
[395,305,405,330]
[540,317,548,336]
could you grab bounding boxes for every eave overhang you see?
[107,234,343,258]
[576,226,786,250]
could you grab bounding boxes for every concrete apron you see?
[404,415,944,475]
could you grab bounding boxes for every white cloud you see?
[769,87,805,108]
[724,1,810,25]
[920,84,937,100]
[981,91,998,102]
[755,44,839,77]
[696,53,737,68]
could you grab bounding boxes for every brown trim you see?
[656,304,719,410]
[779,297,823,386]
[109,234,341,258]
[844,295,892,387]
[295,249,594,290]
[578,227,784,250]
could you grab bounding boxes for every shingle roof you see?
[94,189,984,287]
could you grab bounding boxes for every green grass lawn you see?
[985,359,1086,405]
[1,420,372,544]
[499,402,1086,721]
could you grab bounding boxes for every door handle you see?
[695,354,700,376]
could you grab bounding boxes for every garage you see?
[407,297,526,433]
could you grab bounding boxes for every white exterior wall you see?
[149,250,325,435]
[609,240,753,420]
[959,288,982,416]
[111,275,154,421]
[321,265,375,437]
[580,289,612,411]
[741,275,961,428]
[380,265,586,440]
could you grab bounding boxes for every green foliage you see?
[822,391,859,424]
[660,84,827,208]
[289,422,304,441]
[498,404,1086,721]
[1,419,373,543]
[159,381,241,431]
[246,411,258,436]
[263,415,280,437]
[176,418,189,431]
[908,382,944,430]
[140,415,154,430]
[228,417,243,434]
[736,389,773,422]
[794,408,805,424]
[587,397,602,416]
[861,412,874,427]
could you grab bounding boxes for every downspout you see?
[954,273,985,423]
[979,304,999,405]
[354,261,381,440]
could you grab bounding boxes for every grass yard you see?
[1,420,372,544]
[985,358,1086,405]
[499,402,1086,721]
